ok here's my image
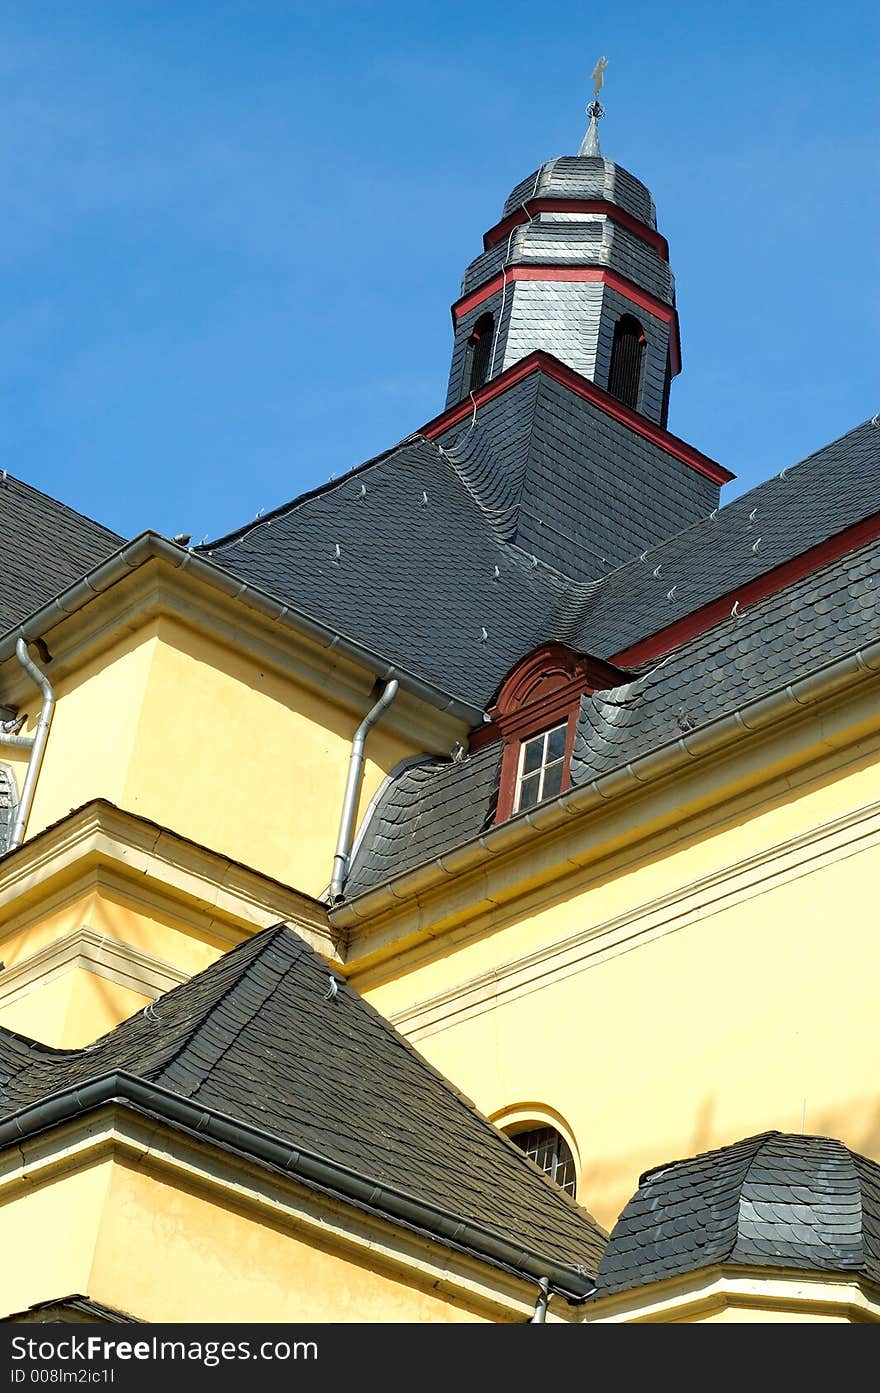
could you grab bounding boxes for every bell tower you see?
[445,70,681,427]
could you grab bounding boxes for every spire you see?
[578,56,608,157]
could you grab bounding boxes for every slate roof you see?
[501,157,657,229]
[571,530,880,780]
[595,1131,880,1297]
[346,533,880,897]
[0,923,606,1280]
[346,745,502,899]
[461,216,673,305]
[0,473,123,634]
[200,366,720,710]
[571,414,880,659]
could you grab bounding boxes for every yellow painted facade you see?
[1,548,878,1321]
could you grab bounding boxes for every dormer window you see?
[462,312,494,397]
[515,723,567,811]
[471,643,628,824]
[608,313,646,411]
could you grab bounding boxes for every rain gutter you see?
[0,1071,597,1303]
[332,634,880,926]
[0,532,483,727]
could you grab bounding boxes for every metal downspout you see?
[529,1277,551,1324]
[330,679,399,902]
[4,638,55,851]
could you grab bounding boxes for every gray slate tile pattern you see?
[572,415,880,657]
[348,534,880,897]
[0,474,123,633]
[346,744,502,899]
[501,158,656,229]
[571,531,880,783]
[0,923,607,1276]
[596,1131,880,1296]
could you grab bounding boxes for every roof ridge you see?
[135,923,290,1086]
[156,926,305,1097]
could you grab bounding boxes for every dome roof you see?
[502,156,656,230]
[597,1131,880,1297]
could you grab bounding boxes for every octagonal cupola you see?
[445,90,681,426]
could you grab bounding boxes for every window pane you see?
[518,773,541,809]
[522,736,544,775]
[542,761,564,800]
[546,724,567,761]
[509,1126,577,1198]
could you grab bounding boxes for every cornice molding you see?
[0,799,338,962]
[0,537,477,744]
[0,924,186,1010]
[0,1108,544,1324]
[338,667,880,982]
[387,789,880,1039]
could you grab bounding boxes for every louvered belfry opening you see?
[463,312,495,397]
[608,313,646,412]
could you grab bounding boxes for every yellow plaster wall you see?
[0,1162,114,1318]
[364,736,880,1233]
[15,614,417,898]
[90,1159,487,1323]
[23,628,158,837]
[0,970,151,1048]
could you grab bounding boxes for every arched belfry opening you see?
[607,313,646,411]
[462,312,495,398]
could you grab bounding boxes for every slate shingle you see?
[0,474,123,633]
[596,1131,880,1296]
[0,924,606,1279]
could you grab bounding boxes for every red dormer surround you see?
[472,643,628,823]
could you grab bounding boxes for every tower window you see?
[509,1125,577,1198]
[607,313,646,412]
[514,723,567,811]
[462,312,495,397]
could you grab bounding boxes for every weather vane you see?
[579,55,608,156]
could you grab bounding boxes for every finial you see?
[578,56,608,157]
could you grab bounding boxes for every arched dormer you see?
[478,643,626,823]
[607,312,646,411]
[461,312,494,398]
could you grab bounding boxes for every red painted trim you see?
[422,351,733,487]
[482,199,670,260]
[469,644,628,823]
[452,266,682,378]
[453,264,671,324]
[611,510,880,667]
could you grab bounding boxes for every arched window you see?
[607,313,646,412]
[508,1124,578,1198]
[0,764,19,855]
[462,312,494,397]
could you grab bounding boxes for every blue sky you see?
[1,1,878,542]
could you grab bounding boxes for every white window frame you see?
[513,722,567,813]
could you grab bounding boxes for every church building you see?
[1,85,880,1324]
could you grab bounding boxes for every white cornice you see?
[0,925,186,1008]
[0,799,338,962]
[387,789,880,1038]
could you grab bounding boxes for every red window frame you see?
[471,643,627,824]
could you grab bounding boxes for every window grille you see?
[510,1125,577,1198]
[607,313,646,411]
